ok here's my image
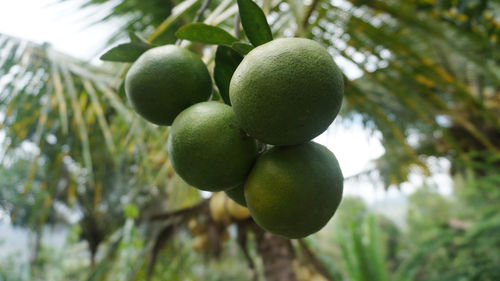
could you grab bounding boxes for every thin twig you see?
[177,0,212,45]
[234,13,241,39]
[147,224,176,280]
[236,221,257,279]
[298,239,336,281]
[194,0,213,22]
[149,0,200,44]
[148,199,209,221]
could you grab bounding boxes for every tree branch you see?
[253,227,297,281]
[234,13,241,39]
[147,224,176,280]
[298,239,336,281]
[148,199,209,221]
[194,0,213,22]
[237,220,257,280]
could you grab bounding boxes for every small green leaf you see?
[237,0,273,46]
[214,46,243,105]
[100,42,152,62]
[175,23,239,45]
[231,42,254,55]
[124,203,139,219]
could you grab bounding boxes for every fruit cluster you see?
[125,37,344,239]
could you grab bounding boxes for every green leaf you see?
[214,46,243,105]
[231,42,254,55]
[237,0,273,46]
[175,23,239,45]
[124,203,139,219]
[100,42,152,62]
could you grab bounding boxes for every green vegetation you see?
[1,0,499,280]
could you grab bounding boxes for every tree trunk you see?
[254,228,297,281]
[30,226,43,265]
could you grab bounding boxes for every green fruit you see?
[168,102,259,191]
[225,184,246,207]
[229,38,343,145]
[244,142,343,238]
[125,45,212,126]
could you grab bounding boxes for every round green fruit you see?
[168,102,259,191]
[244,142,343,239]
[125,45,212,126]
[229,38,344,145]
[225,184,246,207]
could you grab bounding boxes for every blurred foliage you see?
[0,154,60,228]
[61,0,180,44]
[0,31,198,268]
[1,0,500,280]
[399,153,500,281]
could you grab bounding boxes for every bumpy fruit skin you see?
[125,45,212,126]
[168,102,259,191]
[230,38,343,145]
[225,184,247,207]
[244,142,343,239]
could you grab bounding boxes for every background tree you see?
[1,0,499,280]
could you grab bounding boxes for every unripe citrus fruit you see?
[168,102,259,191]
[224,184,247,207]
[125,45,212,126]
[230,38,343,145]
[244,142,343,238]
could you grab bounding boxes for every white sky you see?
[0,0,452,207]
[0,0,120,60]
